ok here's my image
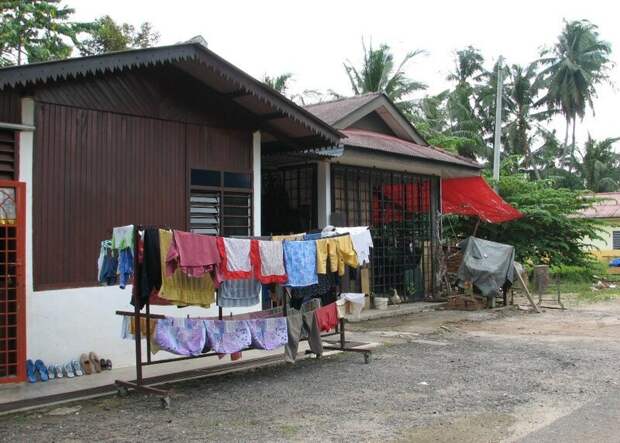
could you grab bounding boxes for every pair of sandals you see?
[79,352,112,374]
[26,359,49,383]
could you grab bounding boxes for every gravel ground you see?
[2,302,620,442]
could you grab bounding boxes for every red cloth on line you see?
[441,176,523,223]
[165,230,220,278]
[315,303,338,332]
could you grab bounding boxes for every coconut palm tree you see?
[343,39,427,112]
[502,63,556,178]
[577,136,620,192]
[538,20,613,165]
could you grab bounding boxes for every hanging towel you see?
[334,227,374,265]
[166,230,220,278]
[252,240,287,284]
[153,318,206,356]
[217,279,261,308]
[216,237,253,280]
[283,240,318,287]
[315,302,338,332]
[112,225,134,250]
[248,317,288,350]
[272,233,305,241]
[158,230,216,307]
[204,319,252,354]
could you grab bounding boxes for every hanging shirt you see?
[216,237,253,280]
[217,279,261,308]
[316,235,358,276]
[315,302,339,332]
[112,225,134,250]
[158,230,215,308]
[283,240,318,287]
[335,227,374,266]
[252,240,287,284]
[165,230,220,278]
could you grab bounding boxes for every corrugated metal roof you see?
[581,193,620,219]
[304,93,381,125]
[341,129,481,169]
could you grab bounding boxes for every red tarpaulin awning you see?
[441,176,523,223]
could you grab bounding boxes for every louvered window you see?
[0,130,17,180]
[613,231,620,250]
[189,169,252,236]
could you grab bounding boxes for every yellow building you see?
[581,193,620,265]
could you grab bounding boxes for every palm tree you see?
[502,63,556,178]
[343,39,427,112]
[577,136,620,192]
[538,20,613,165]
[447,46,485,85]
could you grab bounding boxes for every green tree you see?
[80,15,159,55]
[343,39,427,112]
[446,173,603,267]
[0,0,88,65]
[576,136,620,192]
[262,72,293,94]
[538,20,613,165]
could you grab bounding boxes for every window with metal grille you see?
[331,164,438,300]
[262,164,317,235]
[189,169,252,236]
[613,231,620,250]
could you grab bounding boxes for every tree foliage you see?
[343,39,427,113]
[0,0,88,65]
[79,15,159,56]
[446,174,603,267]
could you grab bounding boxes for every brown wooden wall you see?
[33,100,252,290]
[0,91,20,124]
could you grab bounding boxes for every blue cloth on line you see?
[303,232,322,241]
[99,254,118,286]
[283,240,318,288]
[118,248,134,289]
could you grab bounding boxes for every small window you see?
[613,231,620,250]
[191,169,221,187]
[223,172,252,189]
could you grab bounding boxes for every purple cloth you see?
[204,319,252,354]
[248,317,288,350]
[154,318,206,356]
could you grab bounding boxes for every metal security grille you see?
[0,183,25,383]
[189,169,252,237]
[262,164,317,235]
[613,231,620,250]
[331,164,438,300]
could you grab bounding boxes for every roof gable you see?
[305,93,427,145]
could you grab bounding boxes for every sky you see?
[70,0,619,148]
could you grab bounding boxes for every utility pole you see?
[492,56,503,184]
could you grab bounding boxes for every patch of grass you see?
[279,424,300,437]
[542,281,620,305]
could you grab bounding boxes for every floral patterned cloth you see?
[153,318,206,356]
[282,240,318,287]
[204,319,252,354]
[247,317,288,350]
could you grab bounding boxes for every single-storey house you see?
[0,43,480,383]
[581,192,620,265]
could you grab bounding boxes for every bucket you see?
[374,297,388,310]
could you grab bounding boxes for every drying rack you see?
[114,226,372,408]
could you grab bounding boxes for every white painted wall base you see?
[27,285,260,368]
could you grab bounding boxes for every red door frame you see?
[0,180,26,383]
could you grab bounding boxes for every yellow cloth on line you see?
[272,233,305,241]
[158,229,216,308]
[316,235,358,276]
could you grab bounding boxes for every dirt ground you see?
[3,298,620,442]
